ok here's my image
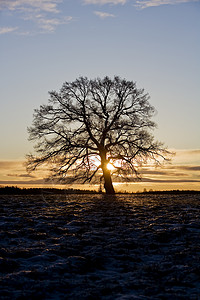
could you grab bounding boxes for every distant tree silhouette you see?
[27,76,170,194]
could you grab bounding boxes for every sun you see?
[106,163,115,171]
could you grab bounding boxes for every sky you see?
[0,0,200,191]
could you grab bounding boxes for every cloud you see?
[171,149,200,165]
[83,0,126,4]
[0,0,61,13]
[134,0,198,9]
[24,14,73,33]
[141,169,188,177]
[168,165,200,171]
[0,160,23,169]
[141,177,200,183]
[39,16,72,32]
[94,11,115,18]
[0,0,73,34]
[0,27,18,34]
[7,173,35,178]
[83,0,196,6]
[0,179,46,185]
[179,149,200,155]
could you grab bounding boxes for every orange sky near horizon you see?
[0,149,199,192]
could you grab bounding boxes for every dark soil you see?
[0,193,200,299]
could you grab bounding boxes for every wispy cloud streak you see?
[94,11,115,18]
[0,0,61,13]
[0,27,18,34]
[0,0,73,34]
[134,0,198,9]
[83,0,126,4]
[7,173,35,178]
[83,0,196,6]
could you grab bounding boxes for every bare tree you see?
[27,76,170,194]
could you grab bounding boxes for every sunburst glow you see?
[107,163,115,171]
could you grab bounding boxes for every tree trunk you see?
[102,164,115,194]
[100,148,115,194]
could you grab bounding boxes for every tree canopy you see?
[27,76,170,194]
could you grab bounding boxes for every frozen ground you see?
[0,193,200,299]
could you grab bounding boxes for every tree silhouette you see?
[27,76,170,194]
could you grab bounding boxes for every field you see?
[0,192,200,299]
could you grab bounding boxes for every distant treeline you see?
[0,186,99,195]
[141,189,200,195]
[0,186,199,195]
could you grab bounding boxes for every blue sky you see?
[0,0,200,190]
